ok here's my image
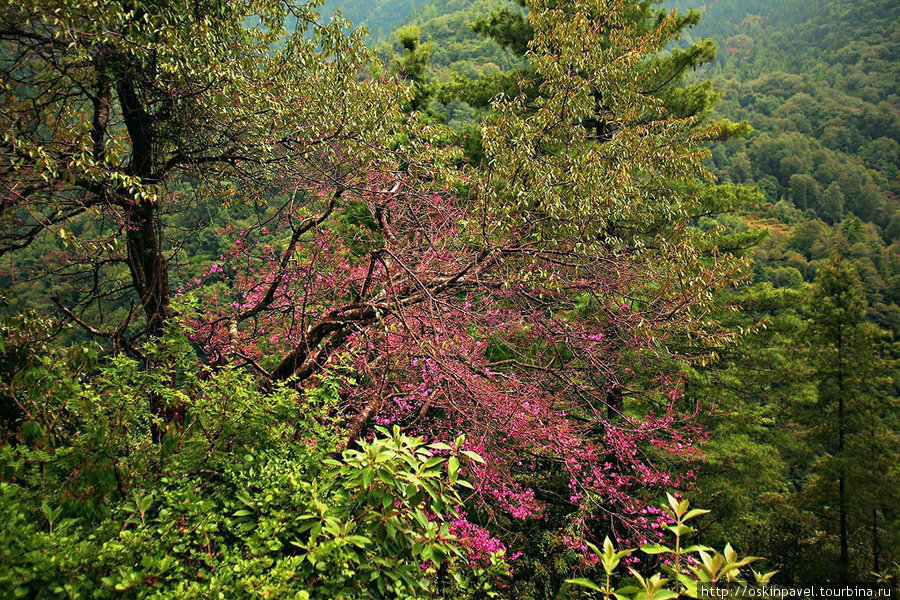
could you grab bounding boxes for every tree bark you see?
[606,384,623,420]
[124,201,172,338]
[117,72,175,441]
[837,331,848,583]
[116,74,172,337]
[872,507,879,574]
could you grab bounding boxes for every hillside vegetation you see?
[0,0,897,596]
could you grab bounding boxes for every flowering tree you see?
[1,0,745,572]
[184,0,745,554]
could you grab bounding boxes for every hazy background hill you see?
[316,0,425,37]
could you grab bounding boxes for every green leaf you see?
[422,457,444,470]
[447,456,460,483]
[616,586,642,595]
[682,509,710,522]
[666,492,680,514]
[41,501,53,522]
[346,535,371,548]
[641,544,673,555]
[753,570,778,583]
[565,577,603,591]
[362,467,375,488]
[667,524,695,536]
[460,450,484,463]
[377,470,396,486]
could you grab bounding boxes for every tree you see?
[1,0,405,338]
[799,259,900,581]
[687,282,805,576]
[393,25,437,116]
[449,0,744,140]
[789,174,822,211]
[820,183,845,224]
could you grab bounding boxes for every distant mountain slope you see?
[319,0,523,71]
[660,0,899,232]
[318,0,516,43]
[316,0,427,39]
[672,0,897,91]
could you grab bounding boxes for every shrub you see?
[563,495,775,600]
[0,326,508,598]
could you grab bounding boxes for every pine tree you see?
[800,259,900,581]
[687,282,809,577]
[393,25,441,119]
[451,0,739,137]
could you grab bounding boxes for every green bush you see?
[562,495,775,600]
[0,325,506,598]
[1,317,771,599]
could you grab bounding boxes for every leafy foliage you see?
[563,495,775,600]
[2,0,898,594]
[0,322,509,598]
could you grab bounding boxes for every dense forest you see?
[1,0,897,598]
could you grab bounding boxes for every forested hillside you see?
[670,0,900,583]
[1,0,897,597]
[316,0,427,39]
[318,0,900,585]
[671,0,900,318]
